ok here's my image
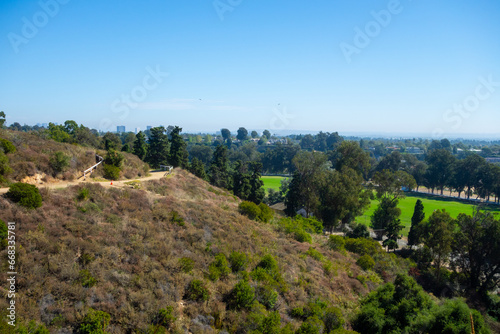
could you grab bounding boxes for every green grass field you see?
[261,176,286,192]
[358,193,500,236]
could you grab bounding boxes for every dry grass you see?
[0,169,385,332]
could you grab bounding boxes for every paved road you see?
[0,170,169,195]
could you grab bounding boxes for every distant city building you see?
[135,127,140,134]
[146,126,152,131]
[117,125,126,133]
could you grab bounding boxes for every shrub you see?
[346,223,370,239]
[6,183,42,209]
[226,280,255,310]
[0,151,11,181]
[104,148,124,167]
[77,188,90,201]
[323,306,345,332]
[78,308,111,334]
[255,285,279,310]
[208,253,231,281]
[178,257,195,273]
[306,247,324,261]
[169,210,185,226]
[239,201,260,220]
[79,269,97,288]
[49,151,70,175]
[257,254,279,272]
[356,255,375,271]
[156,306,176,329]
[327,235,345,251]
[185,279,210,302]
[103,164,120,180]
[257,203,274,223]
[0,138,16,154]
[344,237,381,256]
[16,320,49,334]
[296,316,324,334]
[229,251,248,273]
[294,229,312,243]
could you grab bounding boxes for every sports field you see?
[358,192,500,236]
[261,176,287,192]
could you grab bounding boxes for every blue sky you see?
[1,0,499,138]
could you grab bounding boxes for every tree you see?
[236,127,248,141]
[189,157,207,180]
[47,123,71,143]
[460,154,486,199]
[102,132,121,150]
[331,140,371,177]
[371,197,401,240]
[372,169,416,200]
[232,160,251,200]
[300,134,314,150]
[188,145,213,165]
[63,120,78,135]
[425,149,456,195]
[263,130,271,139]
[168,126,189,168]
[285,171,302,217]
[422,209,455,281]
[221,128,231,141]
[49,151,70,175]
[209,145,231,189]
[145,126,169,168]
[383,218,404,251]
[452,211,500,293]
[408,199,425,247]
[411,161,427,191]
[6,183,42,209]
[133,131,148,160]
[0,111,5,128]
[375,151,403,173]
[248,161,265,204]
[251,130,258,138]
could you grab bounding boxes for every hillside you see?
[0,169,402,333]
[0,129,149,184]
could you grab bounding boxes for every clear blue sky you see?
[1,0,499,138]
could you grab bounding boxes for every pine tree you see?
[248,161,265,204]
[209,145,231,189]
[189,157,207,180]
[408,199,425,247]
[145,127,169,168]
[285,171,303,217]
[232,160,251,200]
[133,131,148,160]
[168,126,189,168]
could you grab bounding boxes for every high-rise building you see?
[117,125,126,133]
[135,127,140,134]
[146,126,152,131]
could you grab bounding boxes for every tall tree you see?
[408,199,425,247]
[262,130,271,139]
[221,128,231,141]
[145,126,169,168]
[452,211,500,293]
[133,131,148,160]
[168,126,189,168]
[284,171,302,217]
[251,130,259,138]
[236,127,248,141]
[422,209,455,281]
[209,145,231,189]
[189,157,207,180]
[248,162,265,204]
[103,132,122,151]
[232,160,251,200]
[331,140,371,177]
[425,149,456,195]
[0,111,5,128]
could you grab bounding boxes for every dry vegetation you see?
[0,130,149,183]
[0,169,403,333]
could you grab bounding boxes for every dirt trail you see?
[0,170,169,195]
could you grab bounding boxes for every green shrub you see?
[208,253,231,281]
[49,151,70,174]
[296,316,324,334]
[257,203,274,223]
[306,247,324,261]
[255,285,279,310]
[6,183,42,209]
[327,235,345,251]
[79,308,111,334]
[294,229,312,243]
[103,164,120,180]
[226,280,255,310]
[16,320,50,334]
[178,257,195,273]
[169,210,185,226]
[344,237,381,256]
[346,223,370,239]
[104,148,124,167]
[156,306,176,329]
[79,269,97,288]
[229,251,248,272]
[428,299,490,334]
[185,279,210,302]
[356,254,375,271]
[77,188,89,201]
[257,254,279,272]
[323,306,345,332]
[0,151,11,182]
[0,138,16,154]
[239,201,260,220]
